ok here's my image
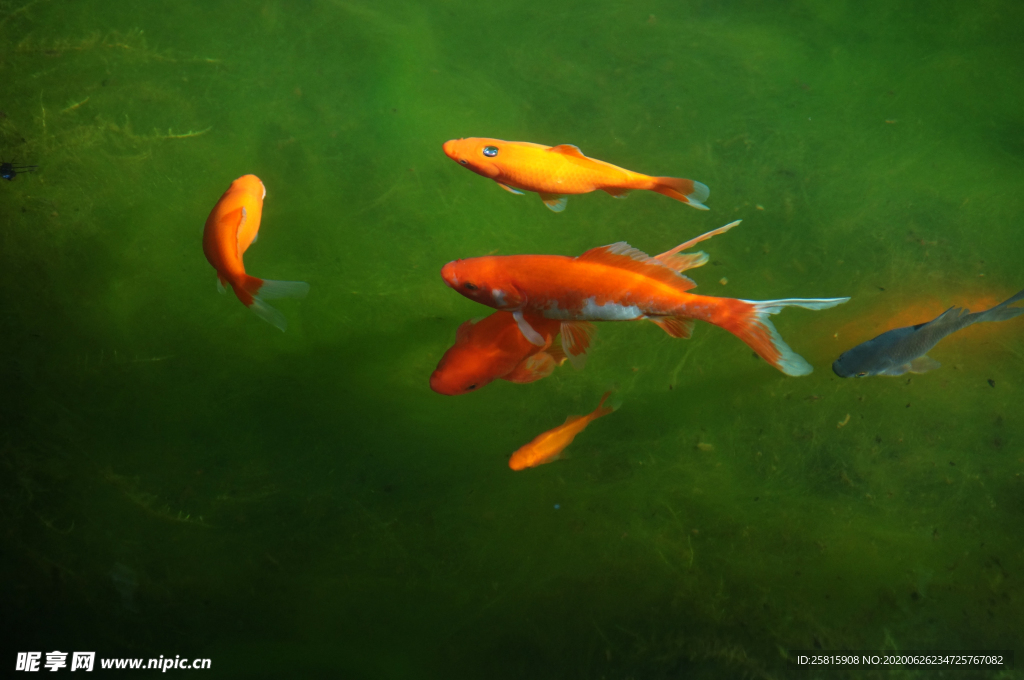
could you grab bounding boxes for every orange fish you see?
[509,392,617,470]
[443,137,709,212]
[431,223,733,393]
[202,175,309,331]
[430,312,594,395]
[440,222,849,376]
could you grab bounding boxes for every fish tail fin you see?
[648,177,710,210]
[709,297,850,376]
[590,391,619,419]
[236,275,310,332]
[978,287,1024,323]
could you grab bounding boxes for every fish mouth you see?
[831,360,850,378]
[442,139,460,160]
[440,261,459,288]
[429,370,455,395]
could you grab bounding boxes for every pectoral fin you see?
[505,353,557,384]
[223,206,248,259]
[219,206,245,231]
[559,321,595,370]
[513,310,546,346]
[497,182,525,195]
[908,355,941,374]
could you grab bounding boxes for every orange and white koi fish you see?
[430,312,594,395]
[509,392,617,470]
[440,221,849,376]
[432,223,733,387]
[442,137,709,213]
[202,175,309,331]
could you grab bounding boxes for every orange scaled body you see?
[202,175,309,331]
[443,137,709,213]
[509,392,616,470]
[441,224,849,376]
[431,312,589,395]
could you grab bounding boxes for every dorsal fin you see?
[220,206,245,232]
[926,306,970,327]
[657,251,708,272]
[223,206,247,259]
[548,144,586,158]
[455,319,475,343]
[656,221,740,261]
[652,221,739,273]
[576,242,697,291]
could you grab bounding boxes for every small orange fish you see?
[509,392,617,470]
[430,312,591,395]
[202,175,309,331]
[443,137,709,212]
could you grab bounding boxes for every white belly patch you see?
[580,297,643,321]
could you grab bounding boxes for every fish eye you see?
[464,282,479,291]
[459,159,469,165]
[856,372,867,377]
[466,384,478,390]
[482,146,498,157]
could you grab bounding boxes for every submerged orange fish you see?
[443,137,709,213]
[202,175,309,331]
[430,312,593,395]
[440,222,848,376]
[509,392,617,470]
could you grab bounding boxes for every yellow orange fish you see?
[509,392,617,470]
[443,137,709,212]
[202,175,309,331]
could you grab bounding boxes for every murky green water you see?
[3,0,1023,677]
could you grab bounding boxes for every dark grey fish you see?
[833,288,1024,378]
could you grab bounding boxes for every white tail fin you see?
[249,297,290,332]
[237,276,310,332]
[719,297,850,376]
[257,279,310,300]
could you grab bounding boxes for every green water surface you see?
[2,0,1023,677]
